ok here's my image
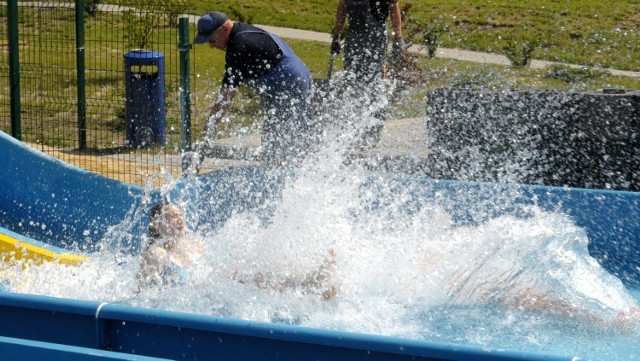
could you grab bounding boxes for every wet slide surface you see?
[1,130,639,360]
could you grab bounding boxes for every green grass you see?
[2,2,639,150]
[190,0,640,72]
[194,37,640,128]
[1,8,191,148]
[186,0,640,126]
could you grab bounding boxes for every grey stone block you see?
[425,89,639,191]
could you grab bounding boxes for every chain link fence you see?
[1,1,206,186]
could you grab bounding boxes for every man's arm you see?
[390,1,403,40]
[389,1,405,59]
[331,0,347,39]
[203,86,237,138]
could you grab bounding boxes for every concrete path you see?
[208,116,427,160]
[203,116,428,177]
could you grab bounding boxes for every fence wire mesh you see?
[1,1,204,187]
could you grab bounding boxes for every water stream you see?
[4,80,640,360]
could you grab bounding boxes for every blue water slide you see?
[2,130,639,360]
[0,291,578,361]
[0,131,148,252]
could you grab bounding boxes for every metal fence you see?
[1,0,202,186]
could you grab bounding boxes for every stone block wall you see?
[425,89,639,191]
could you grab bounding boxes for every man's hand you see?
[392,37,405,59]
[202,114,218,139]
[331,36,342,55]
[204,86,237,137]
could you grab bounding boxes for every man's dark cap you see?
[194,11,228,44]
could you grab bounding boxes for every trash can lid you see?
[124,50,164,60]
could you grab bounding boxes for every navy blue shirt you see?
[223,23,283,88]
[369,0,396,23]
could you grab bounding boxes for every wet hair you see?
[148,202,168,240]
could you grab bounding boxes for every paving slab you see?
[204,117,429,176]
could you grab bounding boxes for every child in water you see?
[137,202,203,288]
[435,213,640,332]
[138,202,337,300]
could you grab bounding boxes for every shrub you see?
[543,65,608,83]
[503,39,538,68]
[85,0,101,17]
[118,0,188,50]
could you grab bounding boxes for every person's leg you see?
[360,28,389,147]
[261,87,318,168]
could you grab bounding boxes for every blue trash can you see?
[124,50,166,147]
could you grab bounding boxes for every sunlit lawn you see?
[2,2,638,146]
[190,0,640,72]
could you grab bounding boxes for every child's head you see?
[148,202,186,241]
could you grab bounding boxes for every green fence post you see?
[8,0,21,140]
[179,17,192,172]
[76,0,87,150]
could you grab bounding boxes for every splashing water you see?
[6,80,640,360]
